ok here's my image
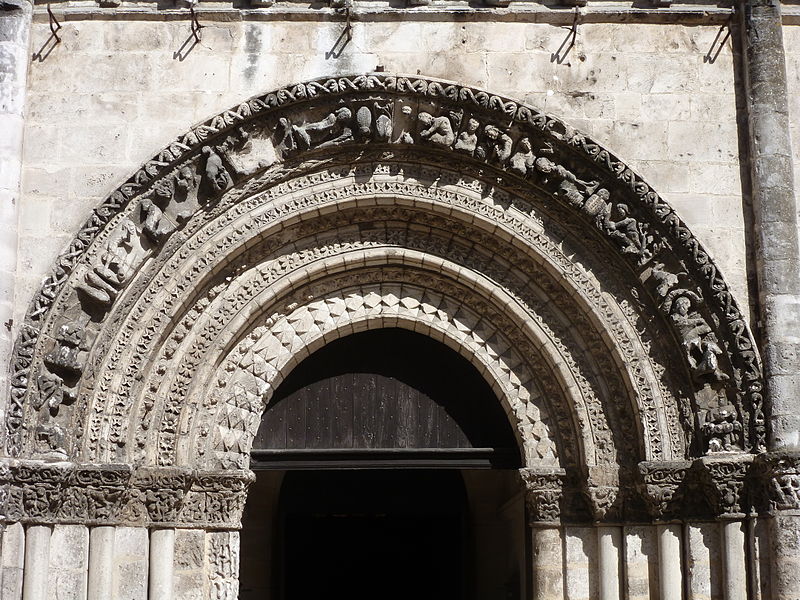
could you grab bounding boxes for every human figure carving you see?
[600,203,652,262]
[454,118,479,155]
[418,111,455,147]
[509,137,536,176]
[293,107,354,149]
[44,322,84,376]
[669,295,728,381]
[483,125,513,164]
[79,219,138,308]
[651,262,679,298]
[36,372,76,413]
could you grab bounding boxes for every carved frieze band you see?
[7,73,764,460]
[0,460,253,529]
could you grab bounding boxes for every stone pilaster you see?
[739,0,800,454]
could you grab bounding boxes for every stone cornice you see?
[0,460,254,529]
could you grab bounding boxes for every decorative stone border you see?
[0,460,253,529]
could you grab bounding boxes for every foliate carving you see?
[0,460,251,528]
[7,74,764,461]
[695,456,753,517]
[518,468,565,523]
[638,461,691,520]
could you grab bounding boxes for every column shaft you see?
[87,526,115,600]
[21,525,50,600]
[149,528,174,600]
[530,526,563,600]
[721,520,747,600]
[657,524,682,600]
[597,526,622,600]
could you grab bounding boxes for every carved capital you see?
[583,466,621,522]
[638,460,692,520]
[695,455,753,517]
[518,468,565,524]
[753,452,800,513]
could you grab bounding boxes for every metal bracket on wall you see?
[551,7,579,64]
[47,4,62,44]
[189,5,203,43]
[704,16,732,64]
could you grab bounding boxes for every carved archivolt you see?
[207,281,560,470]
[7,74,763,483]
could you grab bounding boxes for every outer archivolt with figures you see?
[1,73,792,600]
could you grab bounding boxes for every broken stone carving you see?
[702,404,742,452]
[294,107,355,149]
[78,219,138,311]
[202,146,234,196]
[44,322,84,376]
[140,166,197,242]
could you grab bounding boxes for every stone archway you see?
[2,74,767,599]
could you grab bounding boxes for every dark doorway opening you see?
[239,328,526,599]
[279,470,466,600]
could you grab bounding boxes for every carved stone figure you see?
[454,117,479,156]
[34,372,76,413]
[293,107,354,149]
[141,197,180,243]
[373,104,393,143]
[78,219,138,308]
[600,203,652,263]
[702,404,742,452]
[44,322,84,376]
[417,111,455,147]
[274,117,298,155]
[482,124,513,164]
[650,261,679,298]
[509,137,535,176]
[669,295,728,382]
[394,105,415,144]
[202,146,234,194]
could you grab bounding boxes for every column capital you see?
[637,460,692,521]
[694,454,754,518]
[518,467,565,524]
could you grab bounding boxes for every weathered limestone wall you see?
[0,0,32,450]
[786,24,800,213]
[16,14,752,331]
